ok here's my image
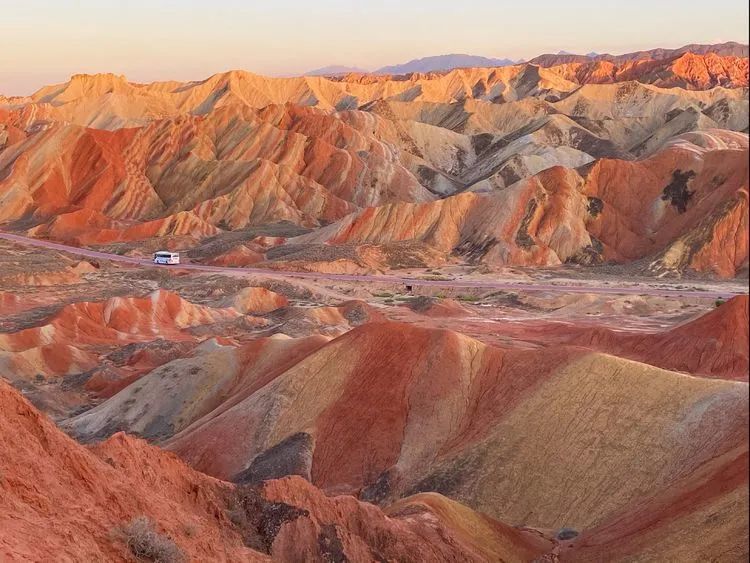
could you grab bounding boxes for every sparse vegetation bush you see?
[457,295,481,302]
[715,299,726,308]
[121,516,185,563]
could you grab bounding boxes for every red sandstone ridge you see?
[286,131,748,276]
[582,131,749,277]
[0,289,239,351]
[0,378,553,562]
[0,289,242,386]
[567,296,749,380]
[0,104,436,244]
[547,53,749,90]
[259,476,552,562]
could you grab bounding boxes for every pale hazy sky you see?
[1,0,748,95]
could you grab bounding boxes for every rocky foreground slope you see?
[1,378,558,561]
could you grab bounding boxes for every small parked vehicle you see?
[153,251,180,265]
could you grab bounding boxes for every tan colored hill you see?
[71,324,747,552]
[60,319,746,544]
[2,55,746,132]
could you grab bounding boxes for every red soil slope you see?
[0,289,241,386]
[0,378,260,561]
[563,446,748,562]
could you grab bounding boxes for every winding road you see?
[1,231,747,300]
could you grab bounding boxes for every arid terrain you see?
[1,41,749,562]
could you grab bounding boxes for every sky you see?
[1,0,748,95]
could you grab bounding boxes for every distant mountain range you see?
[374,54,518,74]
[304,41,747,77]
[304,65,368,76]
[303,54,519,77]
[529,41,748,67]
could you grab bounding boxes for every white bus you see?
[153,251,180,265]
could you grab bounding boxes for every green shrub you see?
[121,516,185,563]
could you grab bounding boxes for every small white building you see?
[153,251,180,265]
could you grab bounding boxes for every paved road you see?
[1,232,746,299]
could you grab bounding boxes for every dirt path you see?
[1,232,746,299]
